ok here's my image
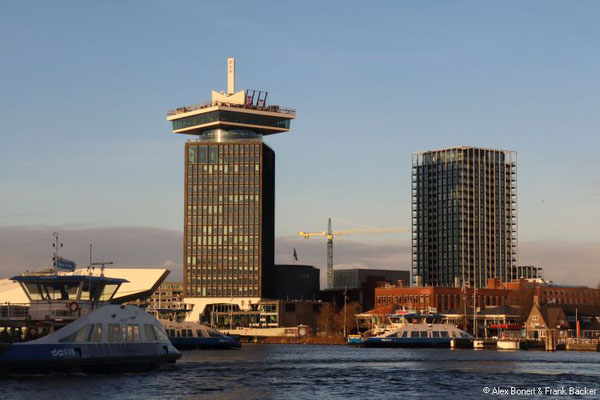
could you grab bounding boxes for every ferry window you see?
[176,330,181,338]
[420,331,428,338]
[121,325,128,342]
[401,331,408,338]
[99,284,120,301]
[80,282,100,302]
[432,331,440,338]
[410,331,419,338]
[144,324,157,341]
[197,329,209,338]
[187,329,193,337]
[60,324,90,343]
[132,325,141,342]
[24,283,43,300]
[440,331,449,338]
[127,325,135,341]
[90,324,103,342]
[108,324,121,342]
[152,325,169,341]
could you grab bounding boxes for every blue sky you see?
[1,1,600,281]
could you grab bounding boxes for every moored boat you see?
[153,307,240,349]
[358,313,474,348]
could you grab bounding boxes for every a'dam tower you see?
[167,58,295,318]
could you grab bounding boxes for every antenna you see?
[227,58,235,94]
[91,261,113,277]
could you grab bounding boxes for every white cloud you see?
[0,226,597,288]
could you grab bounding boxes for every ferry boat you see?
[152,307,240,349]
[0,273,181,373]
[357,313,474,348]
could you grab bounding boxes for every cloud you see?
[0,225,183,280]
[0,226,597,289]
[519,240,600,286]
[275,236,412,288]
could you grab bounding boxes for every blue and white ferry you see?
[0,273,181,373]
[358,312,474,348]
[153,307,241,350]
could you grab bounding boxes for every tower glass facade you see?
[184,130,275,298]
[411,147,517,288]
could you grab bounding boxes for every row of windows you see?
[186,286,259,297]
[175,110,290,132]
[187,195,260,205]
[59,323,168,343]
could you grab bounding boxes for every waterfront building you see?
[411,146,518,288]
[147,281,184,309]
[272,264,320,301]
[525,304,600,340]
[166,58,294,318]
[533,283,600,306]
[374,279,513,313]
[322,268,410,311]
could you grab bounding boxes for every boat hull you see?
[0,342,180,373]
[497,340,520,350]
[362,337,472,348]
[170,337,241,350]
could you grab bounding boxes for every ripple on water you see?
[1,345,599,399]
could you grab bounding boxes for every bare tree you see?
[317,303,336,335]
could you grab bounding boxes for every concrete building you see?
[146,281,184,309]
[512,265,543,281]
[411,147,518,288]
[166,58,295,318]
[323,268,410,311]
[272,264,320,301]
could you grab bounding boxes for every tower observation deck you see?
[167,58,295,136]
[166,59,294,306]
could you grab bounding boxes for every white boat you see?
[0,272,180,373]
[152,307,240,349]
[497,338,520,350]
[359,313,473,348]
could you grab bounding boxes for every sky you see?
[1,1,599,286]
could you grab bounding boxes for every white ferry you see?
[152,307,240,349]
[358,313,474,348]
[0,273,181,373]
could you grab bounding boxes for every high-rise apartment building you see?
[166,59,294,310]
[411,146,517,288]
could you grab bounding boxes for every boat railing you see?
[0,303,30,320]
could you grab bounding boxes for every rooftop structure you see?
[167,58,295,136]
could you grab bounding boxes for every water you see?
[2,345,599,399]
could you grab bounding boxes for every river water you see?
[2,345,599,399]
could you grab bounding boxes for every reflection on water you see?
[2,345,600,399]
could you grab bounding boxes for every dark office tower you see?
[411,147,517,288]
[167,59,294,301]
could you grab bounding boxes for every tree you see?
[317,302,336,335]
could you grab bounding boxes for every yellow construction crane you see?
[298,218,410,289]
